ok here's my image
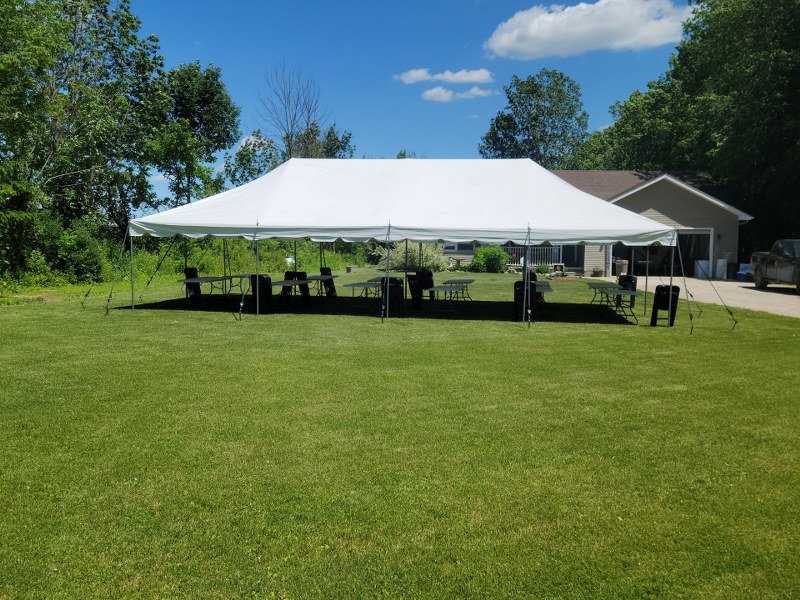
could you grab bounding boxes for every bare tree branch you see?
[257,63,328,160]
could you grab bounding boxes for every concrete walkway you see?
[603,276,800,319]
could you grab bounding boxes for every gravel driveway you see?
[631,276,800,319]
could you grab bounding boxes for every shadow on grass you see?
[124,293,637,325]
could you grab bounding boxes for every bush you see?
[373,242,448,272]
[468,246,510,273]
[0,210,35,276]
[56,216,107,283]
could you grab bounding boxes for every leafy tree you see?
[149,61,240,205]
[0,0,66,210]
[576,0,800,249]
[292,121,354,160]
[321,123,355,159]
[674,0,800,246]
[1,0,165,225]
[479,70,589,169]
[223,130,280,186]
[572,77,695,171]
[1,0,168,275]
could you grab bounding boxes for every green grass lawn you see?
[1,272,798,598]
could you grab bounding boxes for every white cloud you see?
[396,68,494,84]
[421,86,499,103]
[397,68,433,84]
[421,86,456,102]
[485,0,693,59]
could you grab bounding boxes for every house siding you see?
[582,179,744,277]
[615,179,742,264]
[584,245,607,276]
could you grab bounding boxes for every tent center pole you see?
[256,239,260,315]
[130,232,135,311]
[644,246,650,317]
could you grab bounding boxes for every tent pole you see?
[521,242,528,323]
[668,234,676,324]
[404,240,409,303]
[629,246,634,276]
[129,231,135,311]
[255,238,260,315]
[526,244,532,325]
[223,239,228,294]
[523,227,531,325]
[382,224,392,321]
[644,246,650,317]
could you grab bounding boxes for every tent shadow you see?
[126,294,638,325]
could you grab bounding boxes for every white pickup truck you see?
[750,239,800,292]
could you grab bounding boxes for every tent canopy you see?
[129,158,676,246]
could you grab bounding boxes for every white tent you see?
[129,158,677,246]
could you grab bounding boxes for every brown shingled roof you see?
[551,170,727,202]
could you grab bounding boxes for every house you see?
[550,171,754,278]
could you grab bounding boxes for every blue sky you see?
[133,0,691,161]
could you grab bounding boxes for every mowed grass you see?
[1,272,798,598]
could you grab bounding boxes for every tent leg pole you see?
[668,243,675,325]
[644,246,649,317]
[256,240,260,315]
[129,233,135,311]
[404,240,409,303]
[629,246,634,276]
[382,224,392,321]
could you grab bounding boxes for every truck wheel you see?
[754,267,768,289]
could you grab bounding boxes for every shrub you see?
[374,242,448,272]
[56,216,107,283]
[0,210,35,276]
[469,246,510,273]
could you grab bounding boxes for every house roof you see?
[552,170,753,222]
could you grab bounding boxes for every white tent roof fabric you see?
[129,158,676,246]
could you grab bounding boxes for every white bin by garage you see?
[715,258,728,280]
[694,260,710,278]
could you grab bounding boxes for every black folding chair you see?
[650,284,680,327]
[320,266,336,297]
[184,267,202,306]
[416,270,435,301]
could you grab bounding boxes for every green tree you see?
[479,70,589,169]
[576,0,800,249]
[1,0,164,225]
[291,121,354,160]
[0,0,65,209]
[149,61,240,205]
[223,130,279,186]
[0,0,167,274]
[572,78,694,171]
[674,0,800,246]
